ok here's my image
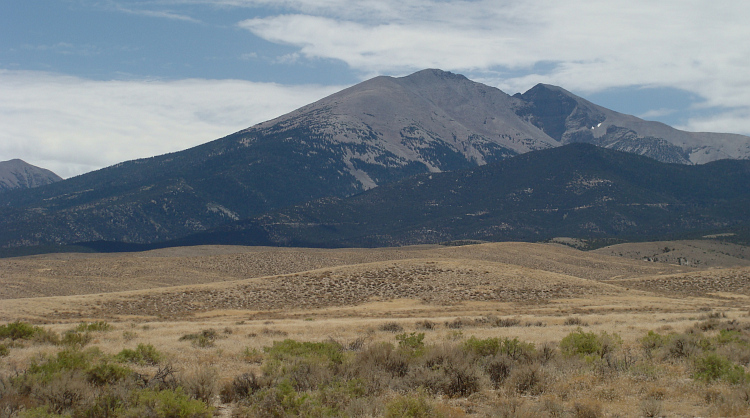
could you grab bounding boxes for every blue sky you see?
[2,0,749,178]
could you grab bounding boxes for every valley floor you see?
[2,241,750,417]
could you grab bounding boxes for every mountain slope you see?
[179,144,750,248]
[0,159,61,192]
[1,69,749,249]
[514,84,750,164]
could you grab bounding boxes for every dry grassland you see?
[2,241,750,417]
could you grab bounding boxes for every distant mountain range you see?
[0,159,61,192]
[1,69,749,251]
[167,143,750,249]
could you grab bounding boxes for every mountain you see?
[514,84,750,164]
[1,69,749,249]
[0,159,62,192]
[173,144,750,249]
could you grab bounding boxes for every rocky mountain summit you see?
[1,69,749,250]
[0,159,61,192]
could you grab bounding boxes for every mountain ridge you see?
[1,69,749,249]
[169,143,750,249]
[0,159,62,192]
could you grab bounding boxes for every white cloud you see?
[0,71,342,178]
[109,2,203,23]
[678,109,750,136]
[234,0,750,135]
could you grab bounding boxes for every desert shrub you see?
[60,331,92,348]
[572,400,603,418]
[220,372,263,403]
[181,367,218,404]
[259,327,288,337]
[279,358,335,391]
[560,328,621,359]
[415,320,437,330]
[78,391,129,418]
[146,364,179,391]
[640,399,663,417]
[75,321,112,333]
[27,348,101,380]
[481,316,521,327]
[508,364,548,395]
[122,387,212,417]
[693,353,748,384]
[179,329,219,348]
[640,330,671,355]
[354,342,410,379]
[30,370,91,415]
[445,318,470,329]
[665,333,702,359]
[317,379,366,411]
[115,343,162,365]
[263,339,344,365]
[602,345,639,373]
[462,336,535,361]
[463,336,500,357]
[485,354,514,388]
[410,344,480,398]
[564,317,588,326]
[491,398,536,418]
[536,342,557,365]
[396,332,425,355]
[122,330,137,342]
[513,367,546,396]
[716,329,747,345]
[0,344,8,357]
[719,343,750,367]
[243,380,335,418]
[379,322,404,333]
[383,392,438,418]
[0,321,45,341]
[85,362,133,386]
[347,337,367,351]
[501,338,536,362]
[242,347,264,363]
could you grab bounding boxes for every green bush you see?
[122,388,213,417]
[383,392,439,418]
[640,330,670,353]
[463,336,501,357]
[75,321,112,333]
[264,339,344,365]
[560,328,621,359]
[17,406,65,417]
[179,329,219,348]
[60,331,92,348]
[86,362,133,386]
[716,329,746,346]
[27,348,102,381]
[396,332,425,354]
[0,321,44,341]
[0,344,9,357]
[115,343,162,365]
[693,353,748,384]
[463,336,536,361]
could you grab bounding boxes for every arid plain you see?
[2,240,750,417]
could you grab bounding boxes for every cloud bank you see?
[0,71,340,178]
[236,0,750,135]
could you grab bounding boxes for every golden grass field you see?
[2,240,750,417]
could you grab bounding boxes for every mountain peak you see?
[0,159,62,192]
[401,68,469,82]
